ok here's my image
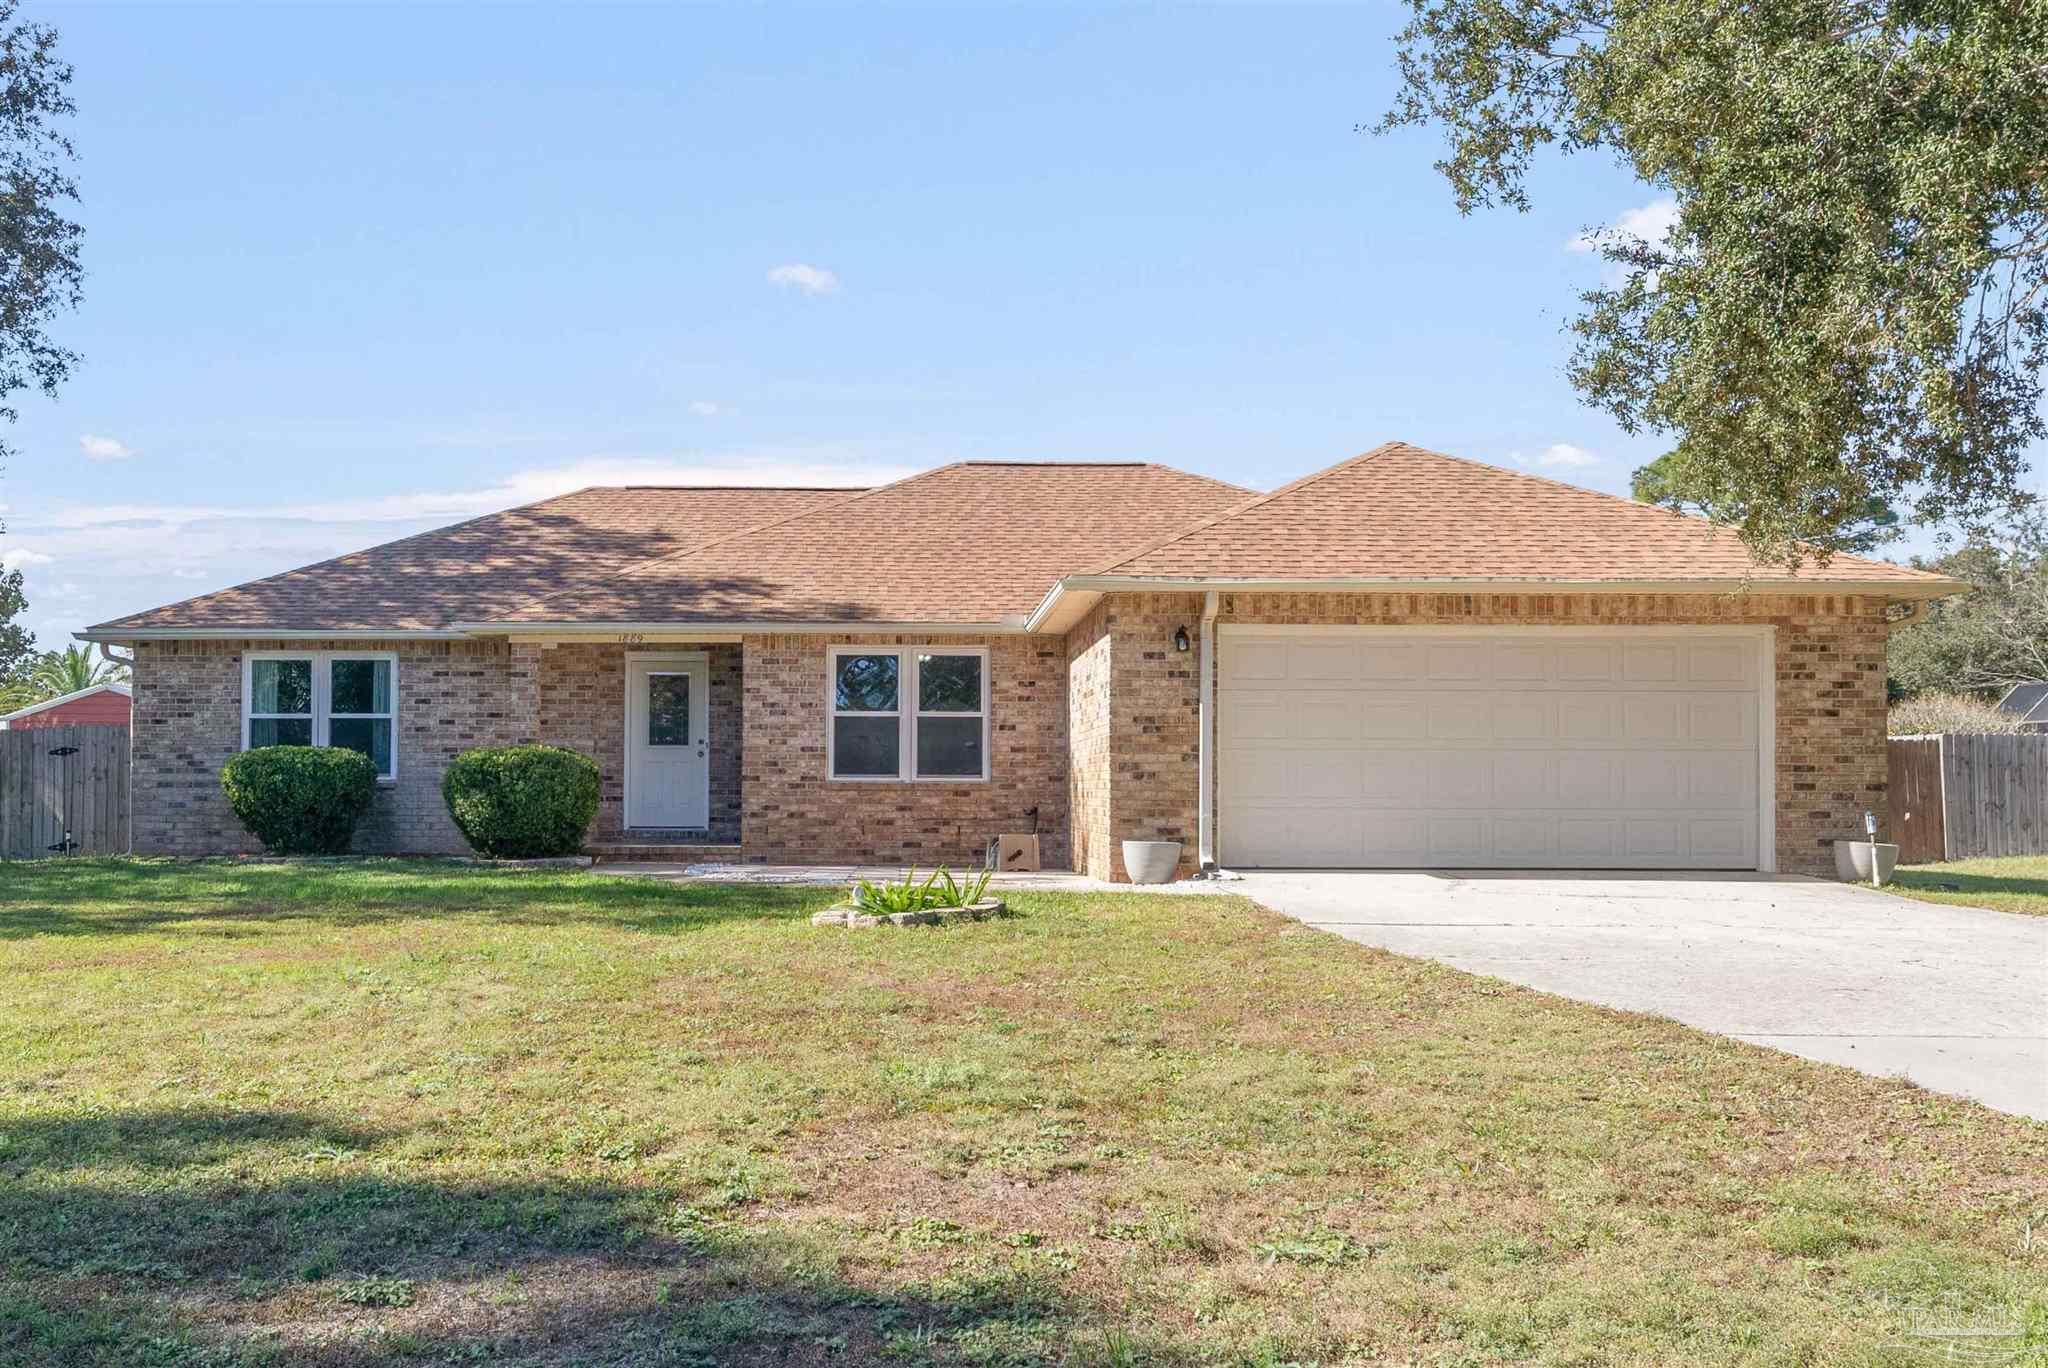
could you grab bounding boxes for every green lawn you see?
[1,860,2043,1366]
[1892,855,2048,917]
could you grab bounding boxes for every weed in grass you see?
[1252,1229,1372,1267]
[333,1274,416,1307]
[897,1217,971,1249]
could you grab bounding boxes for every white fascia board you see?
[75,627,473,643]
[1024,573,1966,633]
[454,619,1030,637]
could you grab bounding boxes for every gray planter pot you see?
[1833,839,1899,885]
[1121,839,1183,885]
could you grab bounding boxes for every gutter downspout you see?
[1197,590,1219,872]
[97,642,134,672]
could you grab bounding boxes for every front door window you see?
[648,673,690,746]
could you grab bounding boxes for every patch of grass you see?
[0,857,2043,1365]
[1892,855,2048,915]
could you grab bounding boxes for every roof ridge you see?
[85,484,613,634]
[1392,441,1943,579]
[478,463,973,623]
[1085,442,1407,576]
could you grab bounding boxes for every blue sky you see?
[0,4,1820,645]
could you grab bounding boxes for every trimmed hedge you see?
[442,744,600,858]
[219,745,379,855]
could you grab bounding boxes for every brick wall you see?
[1066,590,1892,880]
[741,632,1070,868]
[1066,601,1115,880]
[130,637,537,855]
[537,642,742,843]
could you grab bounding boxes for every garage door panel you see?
[1622,641,1682,683]
[1557,752,1621,804]
[1427,695,1490,740]
[1492,752,1553,805]
[1558,695,1619,739]
[1220,692,1292,742]
[1556,642,1621,682]
[1623,752,1689,806]
[1492,695,1554,740]
[1558,817,1620,861]
[1292,642,1363,680]
[1688,751,1754,805]
[1686,640,1755,686]
[1492,643,1552,683]
[1219,630,1762,869]
[1425,752,1491,805]
[1358,643,1425,681]
[1360,695,1428,738]
[1426,641,1491,682]
[1688,696,1751,745]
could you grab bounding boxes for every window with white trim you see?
[243,652,398,780]
[829,647,987,781]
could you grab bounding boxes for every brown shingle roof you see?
[88,446,1955,638]
[483,462,1255,626]
[87,486,853,633]
[1096,442,1955,587]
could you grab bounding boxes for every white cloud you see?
[1508,443,1600,471]
[688,401,723,417]
[0,546,52,570]
[78,434,138,462]
[767,263,839,296]
[1569,196,1680,255]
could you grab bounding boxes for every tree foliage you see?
[0,565,29,686]
[1629,452,1901,553]
[0,4,78,456]
[1888,521,2048,696]
[22,643,125,697]
[1382,0,2048,560]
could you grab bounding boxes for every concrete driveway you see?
[1233,870,2048,1120]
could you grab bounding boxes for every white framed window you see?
[828,647,988,782]
[242,651,398,781]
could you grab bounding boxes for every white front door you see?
[625,654,710,829]
[1218,627,1768,870]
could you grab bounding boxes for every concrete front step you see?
[587,842,745,864]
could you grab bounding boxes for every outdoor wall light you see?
[1173,626,1191,653]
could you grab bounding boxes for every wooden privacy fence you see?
[1888,732,2048,864]
[0,724,129,859]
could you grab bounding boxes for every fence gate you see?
[1887,736,1946,864]
[0,724,130,858]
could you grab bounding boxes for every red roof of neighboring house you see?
[0,682,131,729]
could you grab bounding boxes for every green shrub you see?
[219,745,379,855]
[441,744,599,858]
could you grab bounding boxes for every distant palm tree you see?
[23,644,125,700]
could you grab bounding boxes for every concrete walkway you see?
[1232,870,2048,1121]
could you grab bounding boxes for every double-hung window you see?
[244,651,398,781]
[829,647,987,781]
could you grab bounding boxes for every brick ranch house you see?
[81,442,1961,881]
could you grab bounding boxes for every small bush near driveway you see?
[442,744,600,858]
[218,744,378,854]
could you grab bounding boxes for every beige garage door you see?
[1217,628,1764,869]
